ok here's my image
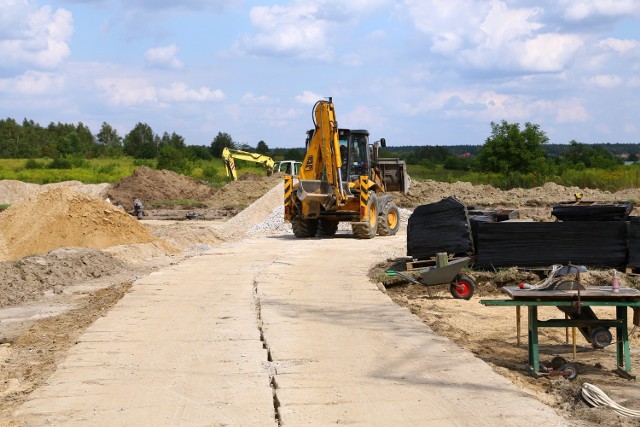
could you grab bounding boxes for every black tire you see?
[352,193,378,239]
[318,219,339,236]
[377,204,401,236]
[590,327,613,349]
[449,273,476,300]
[551,356,567,370]
[291,218,319,238]
[560,363,578,380]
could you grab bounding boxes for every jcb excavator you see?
[222,148,275,181]
[222,148,302,181]
[284,98,408,239]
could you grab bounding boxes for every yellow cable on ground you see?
[581,383,640,418]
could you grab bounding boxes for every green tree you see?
[256,140,269,154]
[157,144,190,174]
[560,140,621,169]
[124,123,157,159]
[476,120,548,174]
[185,145,213,160]
[97,122,123,157]
[210,132,235,157]
[159,132,186,150]
[0,118,26,157]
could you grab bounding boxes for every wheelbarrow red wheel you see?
[450,273,475,300]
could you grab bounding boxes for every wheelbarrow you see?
[386,257,476,300]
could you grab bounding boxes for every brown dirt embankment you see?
[0,188,164,261]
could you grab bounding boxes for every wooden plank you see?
[501,285,640,301]
[406,259,435,270]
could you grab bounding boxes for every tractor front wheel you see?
[352,193,378,239]
[292,218,319,238]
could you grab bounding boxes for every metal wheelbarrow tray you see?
[387,256,476,299]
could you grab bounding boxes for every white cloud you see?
[0,70,65,94]
[242,93,270,104]
[235,4,332,60]
[0,2,73,70]
[95,78,224,106]
[585,74,623,88]
[234,0,392,60]
[561,0,640,21]
[158,82,224,102]
[404,0,584,73]
[340,105,386,130]
[144,44,184,69]
[553,98,591,123]
[295,91,323,105]
[598,38,638,54]
[96,77,158,106]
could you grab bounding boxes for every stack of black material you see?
[407,196,634,270]
[628,217,640,268]
[552,201,633,222]
[406,196,472,259]
[474,221,628,269]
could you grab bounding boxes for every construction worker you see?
[133,197,144,219]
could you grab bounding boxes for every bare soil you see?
[2,172,640,425]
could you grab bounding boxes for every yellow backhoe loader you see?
[284,98,408,239]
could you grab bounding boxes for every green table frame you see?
[480,299,640,377]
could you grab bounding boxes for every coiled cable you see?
[581,383,640,418]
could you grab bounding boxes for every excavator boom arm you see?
[222,147,275,181]
[298,98,345,203]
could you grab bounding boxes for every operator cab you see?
[338,129,370,182]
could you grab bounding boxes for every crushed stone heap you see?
[106,166,215,210]
[0,188,158,261]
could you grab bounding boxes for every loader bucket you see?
[296,179,334,205]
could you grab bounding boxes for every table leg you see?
[616,306,631,372]
[528,306,540,372]
[516,305,521,346]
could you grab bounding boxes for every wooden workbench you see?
[481,286,640,377]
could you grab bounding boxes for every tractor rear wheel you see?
[352,193,378,239]
[292,218,319,238]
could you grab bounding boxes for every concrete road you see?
[13,234,567,426]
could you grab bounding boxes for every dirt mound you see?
[0,180,109,206]
[0,248,125,308]
[106,166,215,210]
[206,173,281,210]
[0,188,160,261]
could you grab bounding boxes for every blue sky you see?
[0,0,639,149]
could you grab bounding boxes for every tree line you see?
[0,117,635,179]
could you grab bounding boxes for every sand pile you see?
[206,173,281,210]
[106,166,215,210]
[0,180,109,206]
[0,188,159,261]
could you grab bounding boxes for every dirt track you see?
[2,173,640,425]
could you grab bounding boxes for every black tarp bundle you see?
[407,196,472,259]
[475,221,628,269]
[628,218,640,268]
[552,201,633,221]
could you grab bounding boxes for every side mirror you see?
[380,138,386,148]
